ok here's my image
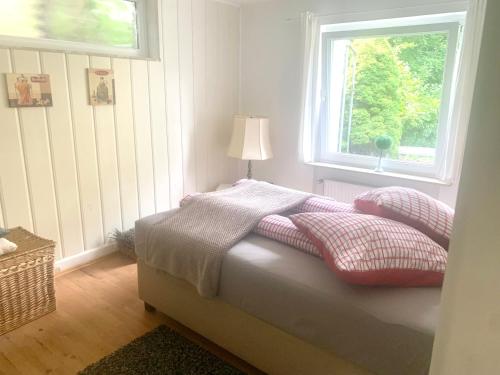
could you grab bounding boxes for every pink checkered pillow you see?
[291,213,447,287]
[354,187,454,249]
[296,196,359,214]
[255,215,320,257]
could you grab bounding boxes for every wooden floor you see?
[0,253,262,375]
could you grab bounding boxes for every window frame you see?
[317,17,463,179]
[0,0,159,60]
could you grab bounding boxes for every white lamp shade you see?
[227,115,273,160]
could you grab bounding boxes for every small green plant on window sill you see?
[374,135,393,173]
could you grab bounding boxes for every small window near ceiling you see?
[318,14,464,178]
[0,0,158,59]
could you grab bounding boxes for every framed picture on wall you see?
[88,68,115,105]
[5,73,53,107]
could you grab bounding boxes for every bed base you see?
[137,260,373,375]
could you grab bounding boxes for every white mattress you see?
[136,212,441,375]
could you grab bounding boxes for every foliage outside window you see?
[0,0,155,57]
[319,17,463,178]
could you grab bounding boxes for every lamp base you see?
[247,160,253,179]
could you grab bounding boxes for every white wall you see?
[430,0,500,372]
[240,0,467,207]
[0,0,240,260]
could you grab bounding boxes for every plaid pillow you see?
[354,187,454,249]
[255,215,320,257]
[291,213,447,287]
[295,196,359,214]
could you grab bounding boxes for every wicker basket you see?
[0,227,56,335]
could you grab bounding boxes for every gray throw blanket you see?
[144,180,311,297]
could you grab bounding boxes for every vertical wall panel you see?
[89,56,122,237]
[148,57,171,213]
[11,49,62,258]
[216,4,229,185]
[40,51,84,257]
[178,0,197,194]
[66,54,104,249]
[148,0,171,213]
[131,60,156,217]
[0,178,6,228]
[215,4,240,185]
[205,1,221,190]
[112,58,140,230]
[0,49,32,230]
[223,4,241,183]
[163,0,185,206]
[0,187,4,228]
[192,0,208,193]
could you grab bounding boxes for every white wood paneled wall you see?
[0,0,240,260]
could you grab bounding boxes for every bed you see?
[136,211,440,375]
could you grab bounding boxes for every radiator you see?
[322,180,372,203]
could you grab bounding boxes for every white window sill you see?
[306,162,453,187]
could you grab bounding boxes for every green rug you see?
[79,325,246,375]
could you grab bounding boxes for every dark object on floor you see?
[78,325,246,375]
[110,228,136,260]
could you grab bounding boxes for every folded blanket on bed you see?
[144,180,311,297]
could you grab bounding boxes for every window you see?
[317,14,464,178]
[0,0,158,58]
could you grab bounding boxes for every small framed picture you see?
[88,68,115,105]
[5,73,53,107]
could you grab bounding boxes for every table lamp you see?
[227,115,273,179]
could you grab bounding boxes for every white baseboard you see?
[55,242,118,273]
